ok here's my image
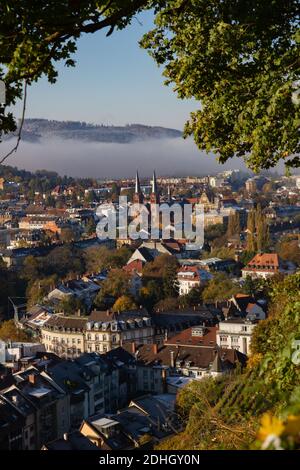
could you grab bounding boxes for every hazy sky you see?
[11,11,195,129]
[2,11,292,178]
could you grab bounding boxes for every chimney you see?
[131,342,136,354]
[170,350,175,368]
[77,309,81,317]
[153,344,158,354]
[12,395,18,404]
[28,373,36,385]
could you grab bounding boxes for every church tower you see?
[133,170,143,204]
[150,170,159,204]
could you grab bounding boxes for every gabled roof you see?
[43,430,98,450]
[124,259,145,274]
[165,326,217,347]
[243,253,280,271]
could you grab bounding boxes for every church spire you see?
[135,170,141,194]
[152,170,158,195]
[133,170,143,204]
[167,184,171,202]
[150,170,159,204]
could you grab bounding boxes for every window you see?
[77,339,81,344]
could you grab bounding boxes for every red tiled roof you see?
[165,326,217,347]
[243,253,280,272]
[185,198,199,204]
[123,259,145,274]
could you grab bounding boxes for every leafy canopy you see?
[0,0,152,135]
[141,0,300,170]
[0,0,299,170]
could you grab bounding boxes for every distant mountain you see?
[13,119,182,143]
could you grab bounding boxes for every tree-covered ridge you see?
[157,273,300,450]
[10,119,182,143]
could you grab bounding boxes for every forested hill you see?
[12,119,182,143]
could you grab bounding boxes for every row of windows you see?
[43,334,82,344]
[220,336,240,343]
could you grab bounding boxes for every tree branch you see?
[0,81,27,165]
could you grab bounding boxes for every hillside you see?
[158,273,300,450]
[11,119,182,143]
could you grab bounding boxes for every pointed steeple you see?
[152,170,158,195]
[133,170,143,204]
[150,170,159,204]
[167,184,171,202]
[135,170,141,194]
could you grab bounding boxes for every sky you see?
[13,11,195,129]
[1,11,289,178]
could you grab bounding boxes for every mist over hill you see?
[13,119,182,144]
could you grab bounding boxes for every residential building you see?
[41,309,154,358]
[0,396,25,450]
[242,253,296,279]
[47,278,100,310]
[216,318,258,354]
[177,266,212,295]
[42,430,98,450]
[80,394,177,450]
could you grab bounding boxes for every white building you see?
[216,318,257,355]
[177,266,212,295]
[0,340,45,365]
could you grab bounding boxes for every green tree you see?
[58,296,87,315]
[26,275,58,306]
[162,261,179,298]
[227,212,240,238]
[142,0,299,170]
[179,286,203,308]
[21,255,40,281]
[85,218,96,236]
[0,319,31,342]
[112,294,137,312]
[255,204,270,252]
[95,268,132,305]
[138,279,163,310]
[1,1,298,172]
[202,273,240,303]
[84,245,131,273]
[0,1,152,139]
[246,210,256,252]
[276,237,300,266]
